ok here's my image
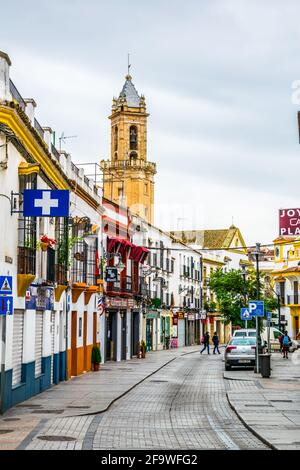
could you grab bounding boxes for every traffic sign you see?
[0,276,12,295]
[240,308,252,320]
[266,311,272,321]
[0,296,13,315]
[23,190,70,217]
[248,300,264,317]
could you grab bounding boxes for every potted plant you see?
[91,345,101,371]
[38,235,57,251]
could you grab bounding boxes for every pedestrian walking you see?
[282,331,291,359]
[200,332,210,354]
[279,333,284,355]
[212,331,221,354]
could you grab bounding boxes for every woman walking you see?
[212,331,221,354]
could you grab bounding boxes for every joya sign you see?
[279,208,300,235]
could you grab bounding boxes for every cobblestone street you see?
[17,352,268,450]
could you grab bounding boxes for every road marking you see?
[207,415,240,450]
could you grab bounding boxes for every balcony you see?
[286,295,300,305]
[100,159,156,174]
[107,276,133,294]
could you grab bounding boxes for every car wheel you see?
[225,364,231,371]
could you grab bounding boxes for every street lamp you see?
[252,242,263,374]
[240,264,248,329]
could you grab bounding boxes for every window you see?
[18,174,37,275]
[145,183,149,194]
[130,151,138,161]
[114,126,118,152]
[129,126,138,150]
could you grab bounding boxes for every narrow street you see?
[20,352,268,450]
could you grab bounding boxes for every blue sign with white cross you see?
[0,295,13,315]
[240,308,252,320]
[23,190,70,217]
[0,276,12,295]
[248,300,264,317]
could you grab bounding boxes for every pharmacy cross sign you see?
[23,190,70,217]
[35,191,58,215]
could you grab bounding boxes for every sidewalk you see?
[0,346,199,450]
[226,352,300,450]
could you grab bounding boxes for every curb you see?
[62,348,200,419]
[226,392,277,450]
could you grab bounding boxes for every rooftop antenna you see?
[59,132,77,151]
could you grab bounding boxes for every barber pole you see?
[97,295,105,317]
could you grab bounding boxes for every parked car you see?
[224,337,256,370]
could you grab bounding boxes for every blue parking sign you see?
[248,300,264,317]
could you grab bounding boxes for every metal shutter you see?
[178,319,185,347]
[12,310,24,386]
[50,311,55,384]
[35,312,44,376]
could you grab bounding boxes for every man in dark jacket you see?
[200,332,210,354]
[212,331,221,354]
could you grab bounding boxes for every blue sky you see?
[1,0,300,245]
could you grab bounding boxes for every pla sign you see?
[279,208,300,236]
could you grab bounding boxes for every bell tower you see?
[101,73,156,224]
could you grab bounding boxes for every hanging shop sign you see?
[105,297,136,309]
[25,285,54,311]
[188,313,195,321]
[105,267,118,282]
[23,190,70,217]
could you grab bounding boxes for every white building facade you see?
[0,51,104,412]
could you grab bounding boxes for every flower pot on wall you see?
[40,242,48,252]
[93,363,100,371]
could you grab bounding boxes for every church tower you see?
[101,73,156,224]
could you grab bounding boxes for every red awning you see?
[107,237,149,263]
[129,246,149,264]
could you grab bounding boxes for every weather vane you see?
[127,52,131,76]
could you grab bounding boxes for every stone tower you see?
[101,74,156,224]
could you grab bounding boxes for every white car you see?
[232,329,256,338]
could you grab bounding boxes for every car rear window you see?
[248,332,256,337]
[230,338,256,346]
[234,332,247,337]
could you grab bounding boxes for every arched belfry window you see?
[130,151,138,162]
[130,126,138,150]
[114,126,118,152]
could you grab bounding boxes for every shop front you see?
[105,296,137,361]
[178,311,185,347]
[187,313,195,345]
[144,310,158,351]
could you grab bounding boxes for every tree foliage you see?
[208,268,278,328]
